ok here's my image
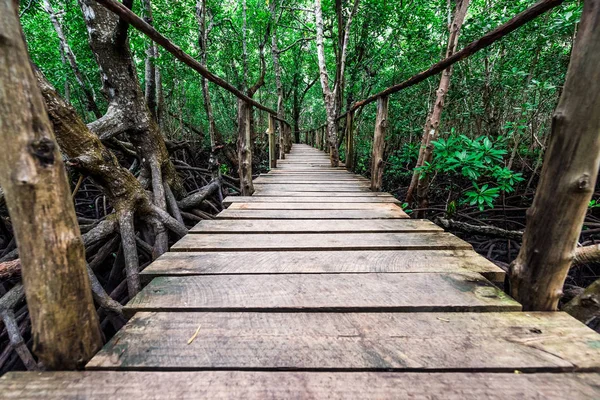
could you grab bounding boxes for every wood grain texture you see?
[140,249,505,282]
[254,184,371,192]
[171,232,468,251]
[258,177,368,181]
[190,219,441,233]
[125,272,520,314]
[6,372,596,400]
[87,311,600,371]
[216,209,409,219]
[226,203,402,210]
[275,167,348,170]
[256,178,369,183]
[266,170,354,174]
[223,196,401,204]
[254,180,371,186]
[252,191,395,197]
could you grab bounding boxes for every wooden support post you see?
[237,100,254,195]
[285,124,292,153]
[0,0,102,369]
[346,111,355,171]
[509,1,600,311]
[370,96,389,191]
[268,115,277,168]
[278,120,285,160]
[315,129,320,150]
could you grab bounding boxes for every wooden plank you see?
[223,196,401,204]
[171,232,470,251]
[275,167,347,170]
[254,180,371,185]
[254,185,371,192]
[252,191,395,197]
[277,163,340,166]
[141,249,505,282]
[3,372,599,400]
[125,272,520,314]
[216,209,409,219]
[86,311,600,371]
[278,156,331,160]
[227,203,403,210]
[189,219,440,233]
[267,169,353,173]
[257,175,368,181]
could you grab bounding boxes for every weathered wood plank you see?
[257,176,369,182]
[275,167,347,170]
[266,169,353,173]
[125,272,520,314]
[223,196,401,204]
[190,219,440,233]
[269,158,333,161]
[87,311,600,371]
[171,232,467,252]
[227,203,402,210]
[261,172,363,177]
[3,371,599,400]
[141,249,505,282]
[254,180,371,185]
[216,209,409,219]
[252,191,395,197]
[254,184,371,192]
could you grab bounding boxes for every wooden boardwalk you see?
[2,144,600,398]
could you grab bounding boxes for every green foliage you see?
[19,0,581,210]
[464,183,500,211]
[589,199,600,210]
[415,134,523,210]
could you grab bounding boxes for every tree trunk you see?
[35,69,159,296]
[41,0,101,118]
[0,0,102,369]
[370,96,389,191]
[333,0,360,119]
[269,1,286,156]
[407,0,471,206]
[314,0,340,166]
[509,0,600,311]
[345,111,355,171]
[268,115,277,169]
[141,0,159,120]
[196,0,221,147]
[237,100,254,195]
[78,0,182,257]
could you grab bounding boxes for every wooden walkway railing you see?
[1,144,599,398]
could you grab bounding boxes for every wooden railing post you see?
[346,111,355,171]
[288,124,293,151]
[277,120,285,160]
[0,0,102,369]
[370,95,389,191]
[268,115,277,168]
[237,100,254,195]
[510,1,600,311]
[316,128,321,150]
